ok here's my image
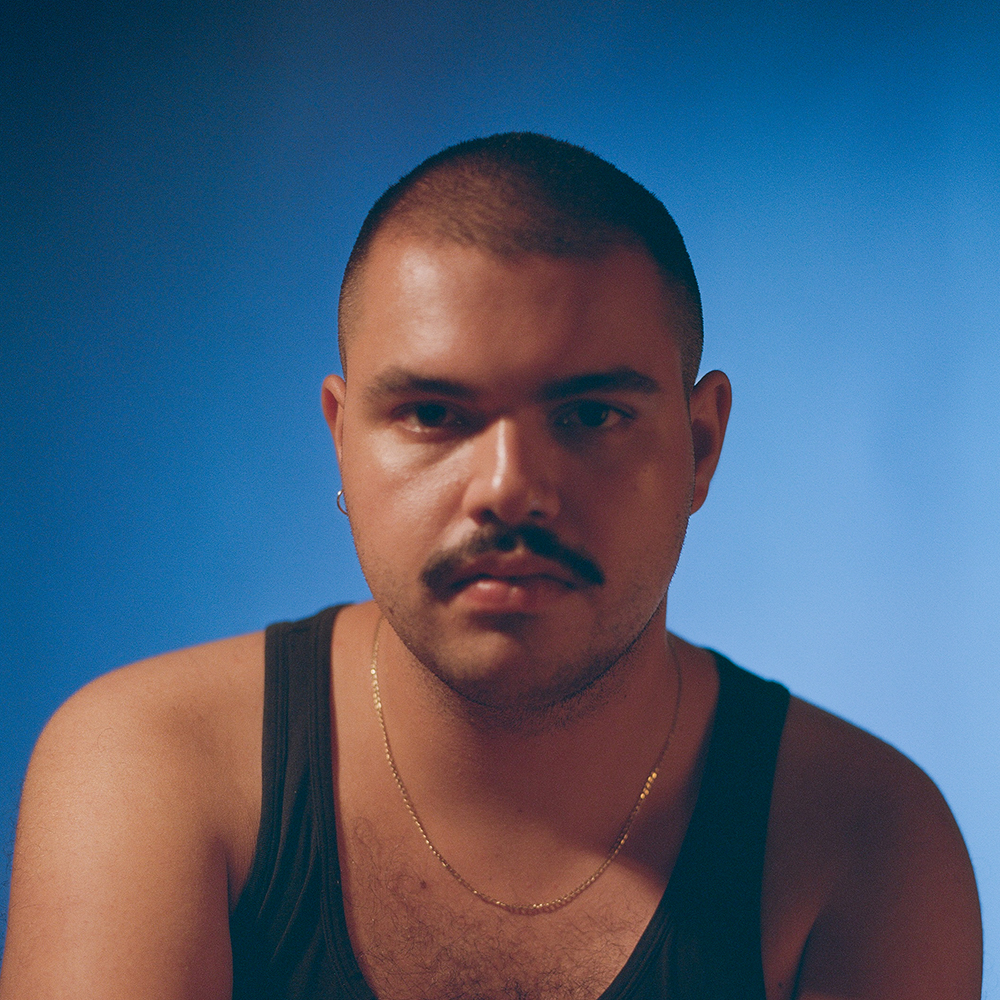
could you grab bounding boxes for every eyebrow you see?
[365,368,480,403]
[536,368,661,401]
[365,365,661,404]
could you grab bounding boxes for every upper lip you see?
[447,553,581,590]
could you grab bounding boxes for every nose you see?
[463,417,561,526]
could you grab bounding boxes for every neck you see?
[371,609,682,835]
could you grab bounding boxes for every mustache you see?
[421,522,605,597]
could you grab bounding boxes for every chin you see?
[417,630,630,722]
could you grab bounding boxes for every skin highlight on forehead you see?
[339,230,702,397]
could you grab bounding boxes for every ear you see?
[321,374,348,465]
[688,370,732,514]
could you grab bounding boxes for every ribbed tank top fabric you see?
[229,606,790,999]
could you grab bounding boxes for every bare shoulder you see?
[0,632,265,1000]
[763,696,981,1000]
[22,631,266,874]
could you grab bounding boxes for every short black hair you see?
[339,132,703,391]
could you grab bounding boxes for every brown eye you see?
[413,403,452,427]
[575,401,612,427]
[554,401,626,431]
[398,401,469,434]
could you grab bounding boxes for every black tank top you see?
[230,606,790,998]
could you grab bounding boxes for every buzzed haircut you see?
[339,132,704,392]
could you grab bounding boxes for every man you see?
[1,134,981,999]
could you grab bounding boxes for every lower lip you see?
[452,576,574,613]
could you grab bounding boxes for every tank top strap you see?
[659,652,791,996]
[230,604,349,999]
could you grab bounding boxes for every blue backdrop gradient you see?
[3,0,998,984]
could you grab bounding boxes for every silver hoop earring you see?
[336,488,348,516]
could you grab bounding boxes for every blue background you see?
[3,0,998,985]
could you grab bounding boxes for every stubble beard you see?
[360,495,691,734]
[377,579,669,735]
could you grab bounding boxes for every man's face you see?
[324,234,728,716]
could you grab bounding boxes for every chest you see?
[338,816,666,1000]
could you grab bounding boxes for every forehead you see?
[345,235,687,391]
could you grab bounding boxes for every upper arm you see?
[773,701,982,1000]
[0,664,236,1000]
[795,765,981,999]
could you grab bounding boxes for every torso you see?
[327,603,712,999]
[340,818,664,1000]
[3,613,978,1000]
[211,603,897,999]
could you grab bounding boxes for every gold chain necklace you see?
[369,615,682,915]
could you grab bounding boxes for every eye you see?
[553,400,628,431]
[398,401,468,432]
[413,402,451,427]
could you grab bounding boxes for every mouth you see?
[448,556,581,594]
[445,561,579,613]
[420,522,605,606]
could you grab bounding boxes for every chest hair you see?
[342,817,653,1000]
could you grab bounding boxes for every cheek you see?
[594,452,694,568]
[341,428,467,564]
